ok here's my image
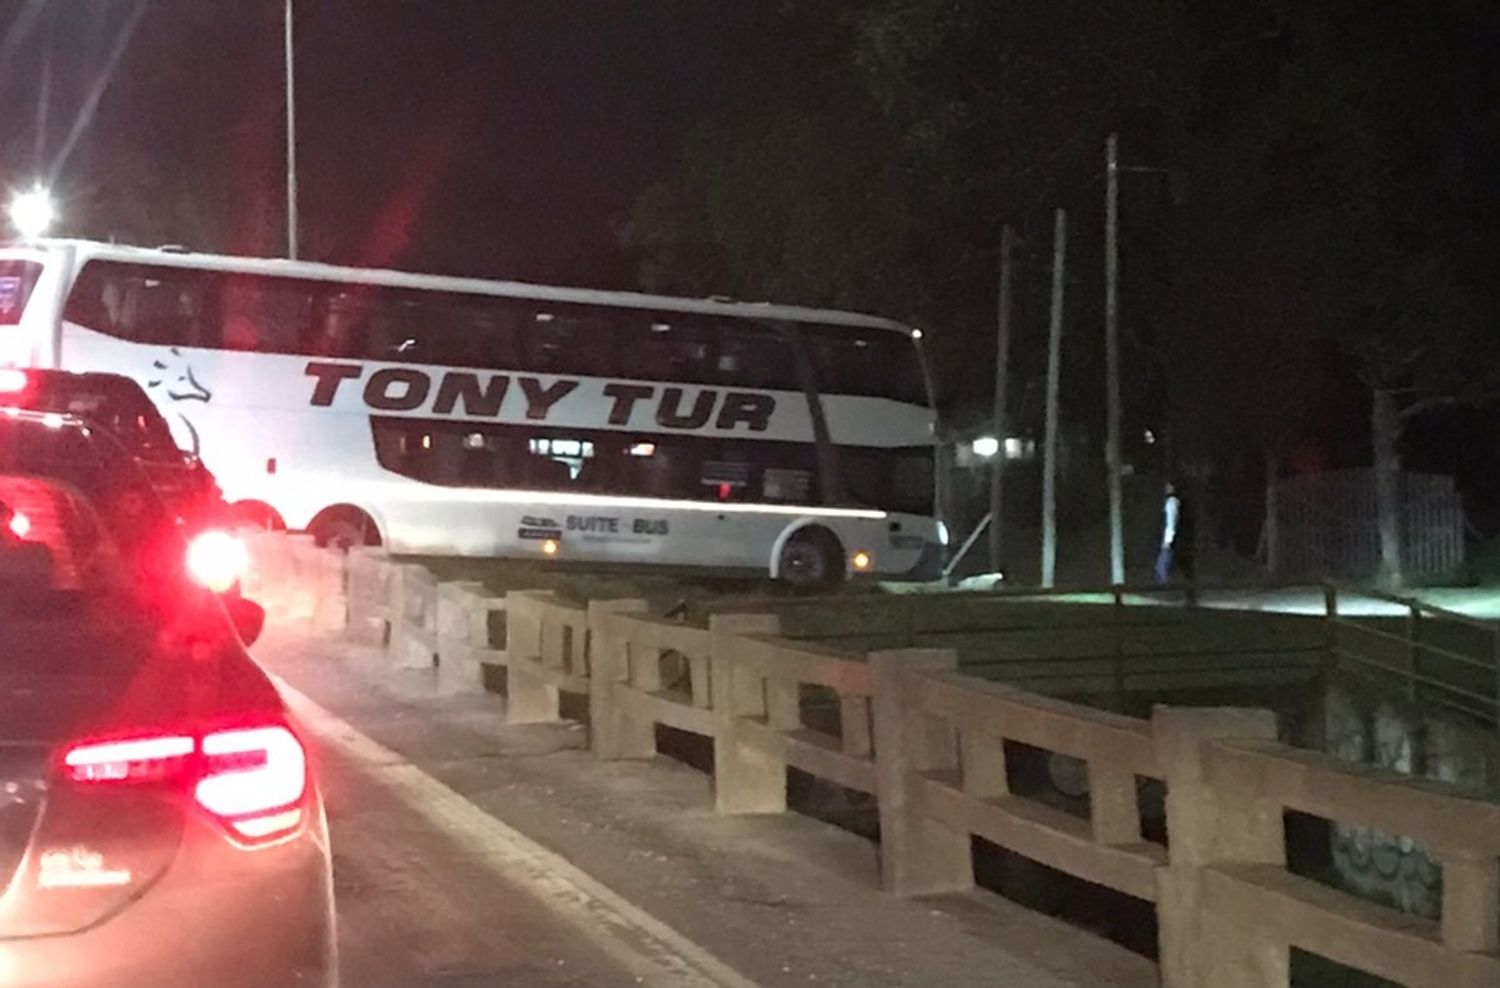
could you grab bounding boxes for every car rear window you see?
[0,416,170,550]
[0,474,124,593]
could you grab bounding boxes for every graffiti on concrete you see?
[1324,688,1493,920]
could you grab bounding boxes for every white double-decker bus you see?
[0,241,945,584]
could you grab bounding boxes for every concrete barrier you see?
[436,581,505,694]
[252,534,1499,988]
[243,531,346,626]
[388,563,439,669]
[588,600,708,760]
[504,590,590,723]
[871,650,1165,899]
[345,548,395,644]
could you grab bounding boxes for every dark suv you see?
[0,409,335,988]
[0,368,223,523]
[0,368,255,599]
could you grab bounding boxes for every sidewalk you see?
[257,620,1159,988]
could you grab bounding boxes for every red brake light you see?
[186,529,247,593]
[60,723,309,844]
[195,725,308,839]
[63,735,195,783]
[8,509,29,538]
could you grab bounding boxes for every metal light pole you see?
[284,0,299,259]
[1104,133,1124,585]
[1041,208,1067,588]
[987,225,1016,575]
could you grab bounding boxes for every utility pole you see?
[988,225,1016,575]
[284,0,300,259]
[36,49,51,176]
[1104,133,1124,585]
[1041,209,1067,588]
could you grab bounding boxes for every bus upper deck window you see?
[806,326,926,404]
[527,309,615,377]
[618,317,711,383]
[715,323,797,391]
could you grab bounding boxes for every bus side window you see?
[61,264,113,332]
[363,292,423,361]
[64,263,214,348]
[220,276,314,353]
[524,307,616,378]
[426,296,524,370]
[804,325,927,404]
[468,305,524,370]
[620,440,694,500]
[354,290,522,369]
[617,315,712,383]
[715,322,798,391]
[307,289,368,359]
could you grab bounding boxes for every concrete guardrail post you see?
[285,535,320,620]
[435,582,496,694]
[709,613,786,814]
[390,566,437,669]
[587,599,652,759]
[312,548,348,632]
[344,549,387,645]
[869,648,972,896]
[506,590,561,723]
[1153,706,1284,988]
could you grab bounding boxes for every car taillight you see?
[186,529,247,593]
[195,726,308,840]
[64,734,195,783]
[8,508,29,538]
[0,367,26,394]
[59,723,309,845]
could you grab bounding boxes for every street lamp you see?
[9,187,55,240]
[285,0,299,258]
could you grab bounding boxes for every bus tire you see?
[777,527,845,591]
[228,500,285,532]
[309,508,381,551]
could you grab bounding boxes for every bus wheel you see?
[778,528,844,591]
[309,509,380,551]
[228,501,285,532]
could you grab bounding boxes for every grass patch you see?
[394,555,886,622]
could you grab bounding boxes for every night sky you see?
[0,1,764,282]
[1,1,1497,533]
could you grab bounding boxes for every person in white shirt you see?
[1154,479,1195,584]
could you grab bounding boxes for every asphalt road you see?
[298,680,760,988]
[314,725,639,988]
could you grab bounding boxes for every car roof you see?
[0,406,136,466]
[0,406,89,429]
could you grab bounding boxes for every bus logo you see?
[145,347,212,457]
[304,360,777,433]
[148,347,212,403]
[518,516,563,541]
